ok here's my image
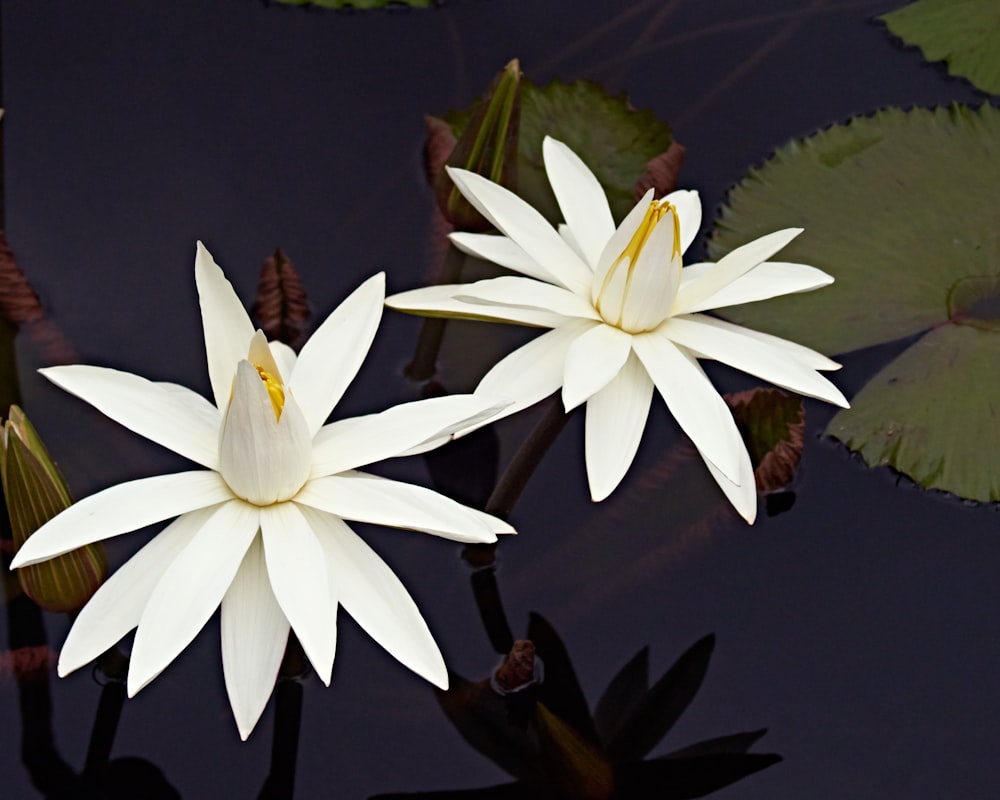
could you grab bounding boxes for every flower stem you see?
[464,393,570,654]
[260,634,306,800]
[404,245,466,382]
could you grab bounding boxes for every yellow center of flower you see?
[255,366,285,421]
[620,199,679,266]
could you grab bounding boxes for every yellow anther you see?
[255,365,285,421]
[620,199,678,265]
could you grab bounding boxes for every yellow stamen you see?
[255,366,285,421]
[620,199,678,266]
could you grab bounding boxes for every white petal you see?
[195,242,256,412]
[58,506,216,677]
[562,323,633,411]
[584,351,654,501]
[663,189,702,256]
[454,276,599,321]
[310,394,509,477]
[685,315,841,371]
[460,319,598,434]
[221,537,291,740]
[260,503,336,685]
[39,365,221,470]
[11,471,233,568]
[446,167,592,295]
[290,273,385,436]
[672,228,802,315]
[386,284,567,328]
[296,471,498,543]
[661,316,849,407]
[127,499,260,696]
[542,136,615,269]
[677,261,834,314]
[301,507,447,689]
[619,212,682,332]
[631,332,743,483]
[697,440,757,524]
[558,224,587,262]
[218,361,312,504]
[448,232,559,285]
[593,189,655,304]
[268,341,298,381]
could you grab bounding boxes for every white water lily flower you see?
[11,243,513,740]
[387,136,849,523]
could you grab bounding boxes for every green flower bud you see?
[2,405,107,613]
[435,59,521,232]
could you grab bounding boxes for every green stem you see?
[404,245,467,382]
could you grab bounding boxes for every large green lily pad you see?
[441,80,672,223]
[708,104,1000,502]
[881,0,1000,96]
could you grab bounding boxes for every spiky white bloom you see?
[387,136,849,522]
[11,243,513,739]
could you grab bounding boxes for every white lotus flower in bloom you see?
[11,243,513,739]
[387,136,849,523]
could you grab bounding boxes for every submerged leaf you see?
[881,0,1000,95]
[728,389,804,494]
[252,248,310,351]
[709,104,1000,501]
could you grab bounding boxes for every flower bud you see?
[434,59,521,232]
[2,405,107,613]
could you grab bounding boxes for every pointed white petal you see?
[663,189,702,255]
[454,276,599,321]
[290,273,385,436]
[584,351,654,501]
[672,229,802,315]
[661,316,849,407]
[260,503,336,685]
[127,500,260,696]
[195,242,256,411]
[459,319,598,434]
[698,440,757,524]
[386,284,567,328]
[561,323,633,411]
[448,232,559,285]
[619,213,682,332]
[631,332,743,483]
[221,537,291,740]
[558,224,587,262]
[684,314,842,371]
[218,361,312,504]
[39,365,221,469]
[11,471,233,568]
[268,341,298,382]
[301,507,447,689]
[446,167,592,295]
[310,394,509,477]
[593,189,655,304]
[58,506,216,677]
[678,261,834,313]
[542,136,615,269]
[296,471,498,543]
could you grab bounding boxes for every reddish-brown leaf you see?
[252,249,310,351]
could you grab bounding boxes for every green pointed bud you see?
[2,405,107,613]
[435,58,521,232]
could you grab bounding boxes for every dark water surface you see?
[2,1,997,798]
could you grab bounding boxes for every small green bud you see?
[2,405,107,613]
[435,59,521,232]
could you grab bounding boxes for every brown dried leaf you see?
[634,141,686,200]
[727,388,805,494]
[252,249,310,351]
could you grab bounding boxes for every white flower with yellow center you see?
[11,243,513,739]
[387,136,849,522]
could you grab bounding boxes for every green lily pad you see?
[708,104,1000,501]
[274,0,433,8]
[441,80,672,223]
[881,0,1000,96]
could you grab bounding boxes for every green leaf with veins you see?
[708,104,1000,502]
[880,0,1000,96]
